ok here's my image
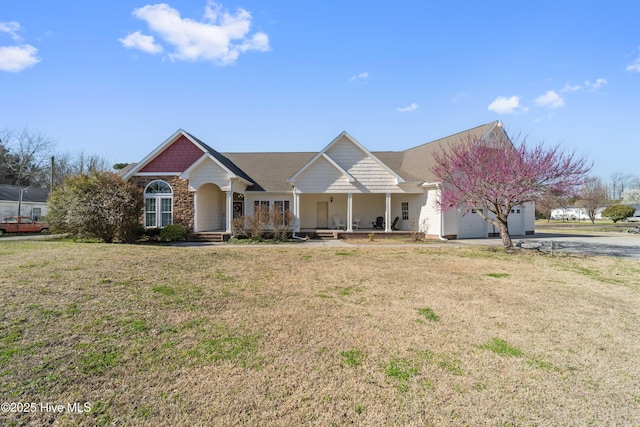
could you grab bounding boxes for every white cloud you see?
[627,60,640,72]
[0,21,22,41]
[560,83,581,93]
[0,45,40,72]
[121,1,270,65]
[349,71,368,82]
[487,96,521,114]
[451,92,466,103]
[119,31,163,54]
[627,48,640,72]
[535,90,564,109]
[396,102,418,113]
[0,21,40,72]
[584,78,607,90]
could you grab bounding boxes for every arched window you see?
[144,180,173,227]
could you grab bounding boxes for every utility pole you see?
[50,156,55,188]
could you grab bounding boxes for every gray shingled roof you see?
[399,122,496,183]
[223,152,316,192]
[221,122,498,191]
[0,185,49,202]
[184,131,257,186]
[128,122,500,192]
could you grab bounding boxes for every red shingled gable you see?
[140,135,205,173]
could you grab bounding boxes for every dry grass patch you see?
[0,241,639,425]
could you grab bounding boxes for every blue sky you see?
[1,1,639,179]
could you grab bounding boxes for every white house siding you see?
[352,193,386,229]
[186,158,232,192]
[507,206,525,236]
[195,183,224,231]
[523,201,535,233]
[415,189,442,237]
[442,207,459,238]
[295,157,355,193]
[0,201,48,220]
[387,194,425,231]
[298,194,332,229]
[325,138,400,192]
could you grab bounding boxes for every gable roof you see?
[398,121,501,183]
[123,129,256,186]
[125,121,504,192]
[288,131,405,185]
[184,132,256,186]
[0,185,50,203]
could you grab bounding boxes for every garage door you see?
[507,207,524,236]
[458,209,487,239]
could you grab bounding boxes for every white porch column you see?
[193,192,198,232]
[385,192,392,232]
[347,192,353,232]
[225,181,234,233]
[293,188,300,232]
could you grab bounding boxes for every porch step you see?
[187,232,230,243]
[313,230,340,240]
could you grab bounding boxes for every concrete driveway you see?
[458,232,640,260]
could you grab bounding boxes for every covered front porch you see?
[193,183,245,232]
[294,192,422,233]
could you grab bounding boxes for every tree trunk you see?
[497,220,513,248]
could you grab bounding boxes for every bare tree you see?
[52,150,111,186]
[535,190,569,222]
[608,172,633,201]
[0,127,55,187]
[578,176,609,224]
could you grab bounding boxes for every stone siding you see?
[130,175,195,232]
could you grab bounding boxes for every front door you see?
[317,202,328,228]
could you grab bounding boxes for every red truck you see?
[0,216,49,235]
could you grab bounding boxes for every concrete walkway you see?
[455,232,640,260]
[5,231,640,260]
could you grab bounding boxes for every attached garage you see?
[458,209,487,239]
[507,206,525,236]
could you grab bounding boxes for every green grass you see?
[479,338,523,357]
[152,284,176,296]
[340,349,365,367]
[385,357,419,381]
[417,307,440,321]
[79,347,122,375]
[1,241,638,425]
[486,273,510,278]
[186,324,261,368]
[437,356,465,376]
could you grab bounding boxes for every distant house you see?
[550,207,605,221]
[123,121,535,240]
[0,185,50,220]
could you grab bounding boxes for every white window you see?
[32,207,42,221]
[144,180,173,227]
[401,202,409,220]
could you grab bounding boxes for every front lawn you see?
[1,242,639,425]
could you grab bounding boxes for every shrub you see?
[231,205,293,242]
[47,171,142,243]
[160,224,187,242]
[601,204,636,223]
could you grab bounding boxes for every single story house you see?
[550,207,605,221]
[123,121,535,240]
[0,184,49,220]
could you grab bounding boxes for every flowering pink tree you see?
[431,134,591,248]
